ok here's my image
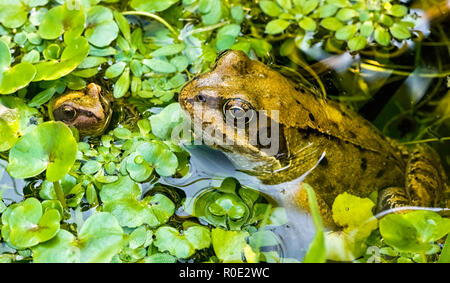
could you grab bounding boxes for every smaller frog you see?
[50,83,112,137]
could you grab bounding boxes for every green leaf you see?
[131,0,180,12]
[374,26,391,46]
[78,212,123,262]
[387,4,408,17]
[113,10,131,42]
[336,8,358,21]
[211,228,249,263]
[149,102,188,140]
[100,176,175,228]
[317,4,338,18]
[301,0,319,15]
[154,225,211,258]
[6,198,60,249]
[390,23,411,40]
[326,192,378,261]
[265,19,290,34]
[347,35,366,51]
[327,0,349,8]
[360,21,374,37]
[150,44,185,57]
[38,3,85,40]
[32,212,123,263]
[33,35,90,81]
[105,62,127,78]
[335,24,358,41]
[0,104,19,152]
[28,87,56,108]
[259,1,282,17]
[320,17,343,31]
[7,121,77,182]
[143,59,177,73]
[299,17,316,31]
[85,6,119,47]
[380,211,450,254]
[0,0,28,28]
[113,67,130,98]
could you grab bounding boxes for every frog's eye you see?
[61,105,77,121]
[196,93,207,102]
[223,98,255,124]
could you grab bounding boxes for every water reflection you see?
[160,145,317,262]
[0,159,24,205]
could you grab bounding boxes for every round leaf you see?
[7,121,78,181]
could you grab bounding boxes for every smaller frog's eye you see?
[223,98,255,124]
[196,93,207,102]
[61,105,77,121]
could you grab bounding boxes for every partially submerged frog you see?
[50,83,112,137]
[179,50,449,227]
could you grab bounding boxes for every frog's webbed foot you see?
[406,144,449,208]
[376,187,410,213]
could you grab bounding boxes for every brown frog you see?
[50,83,113,137]
[179,50,449,227]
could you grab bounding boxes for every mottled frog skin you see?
[50,83,112,137]
[179,50,449,227]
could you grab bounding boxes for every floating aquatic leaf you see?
[130,0,180,12]
[0,40,37,94]
[326,192,378,261]
[38,2,85,39]
[2,198,60,249]
[211,228,249,263]
[33,35,90,81]
[0,0,28,28]
[265,19,290,34]
[0,104,19,152]
[32,212,123,263]
[100,175,175,228]
[154,225,211,258]
[380,210,450,254]
[149,102,188,140]
[7,121,77,182]
[85,6,119,47]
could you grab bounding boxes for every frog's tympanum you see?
[50,83,112,137]
[179,50,449,227]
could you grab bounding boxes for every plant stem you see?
[53,181,67,209]
[122,11,179,38]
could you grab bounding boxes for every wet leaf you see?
[320,17,342,31]
[32,212,123,263]
[211,228,249,263]
[131,0,180,12]
[374,26,391,46]
[265,19,290,34]
[38,2,85,40]
[33,35,90,81]
[154,225,211,258]
[85,6,119,47]
[390,22,411,40]
[4,198,60,249]
[380,211,450,253]
[100,175,175,228]
[260,1,282,17]
[7,121,77,182]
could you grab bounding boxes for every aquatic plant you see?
[0,0,447,263]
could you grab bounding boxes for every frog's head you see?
[179,50,296,172]
[50,83,112,137]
